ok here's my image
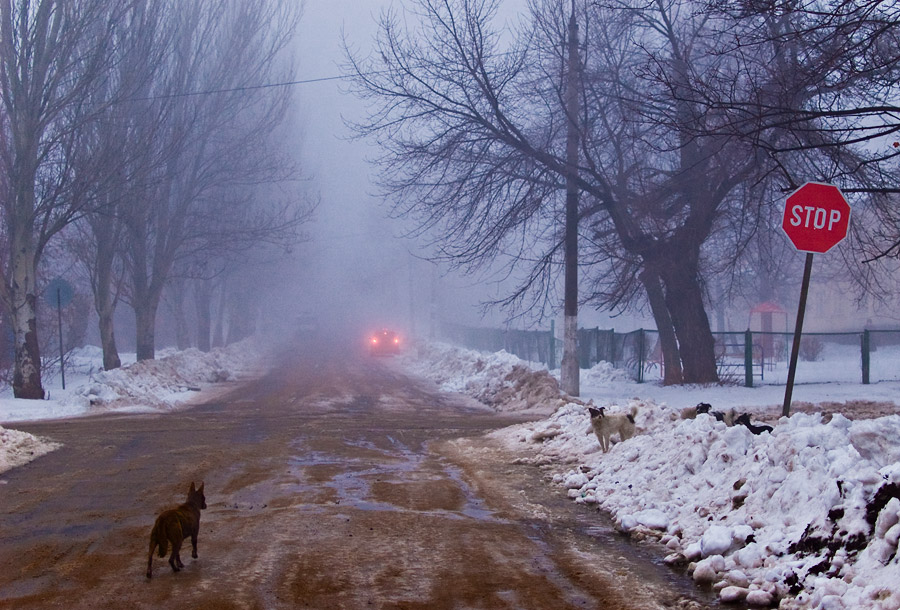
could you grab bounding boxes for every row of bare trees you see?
[1,0,312,399]
[346,0,900,386]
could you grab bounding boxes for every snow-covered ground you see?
[3,338,899,609]
[0,339,263,474]
[402,341,900,610]
[697,342,900,387]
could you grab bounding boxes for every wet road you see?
[0,344,713,609]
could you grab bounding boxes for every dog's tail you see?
[147,531,159,578]
[149,521,168,557]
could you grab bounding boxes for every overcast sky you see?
[286,1,647,337]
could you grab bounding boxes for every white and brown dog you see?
[588,405,638,452]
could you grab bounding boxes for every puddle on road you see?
[216,387,749,610]
[285,432,735,609]
[287,435,503,521]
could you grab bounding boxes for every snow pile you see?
[64,339,262,412]
[496,400,900,609]
[580,360,633,386]
[403,341,568,412]
[0,426,61,475]
[1,338,265,474]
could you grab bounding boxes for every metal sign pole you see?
[782,252,814,417]
[57,288,66,390]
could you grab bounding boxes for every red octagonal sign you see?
[782,182,851,254]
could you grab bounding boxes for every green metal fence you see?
[442,323,900,386]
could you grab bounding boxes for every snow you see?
[402,341,900,610]
[3,337,900,609]
[0,339,263,474]
[0,426,61,475]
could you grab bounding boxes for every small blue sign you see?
[44,278,74,308]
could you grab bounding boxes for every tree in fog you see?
[347,0,587,382]
[0,0,132,397]
[111,0,309,361]
[690,1,900,288]
[65,0,171,371]
[347,0,775,383]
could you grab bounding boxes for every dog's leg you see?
[191,529,199,559]
[146,538,156,579]
[169,538,183,572]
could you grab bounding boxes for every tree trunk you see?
[93,232,122,371]
[12,293,44,399]
[659,255,718,384]
[98,308,121,371]
[194,279,212,352]
[640,267,683,385]
[134,300,159,361]
[9,233,44,399]
[211,281,225,349]
[168,279,191,351]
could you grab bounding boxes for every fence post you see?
[861,330,870,385]
[637,328,645,383]
[744,329,754,388]
[549,319,556,370]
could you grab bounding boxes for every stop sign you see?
[782,182,851,253]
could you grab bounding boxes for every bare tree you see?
[114,0,308,361]
[346,0,773,383]
[671,1,900,307]
[0,0,132,397]
[65,0,173,371]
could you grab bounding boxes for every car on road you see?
[369,329,401,355]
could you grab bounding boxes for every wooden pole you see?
[561,5,580,396]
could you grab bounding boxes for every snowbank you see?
[402,342,565,412]
[65,341,262,413]
[0,426,60,475]
[0,338,264,474]
[405,340,900,610]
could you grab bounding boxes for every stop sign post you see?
[781,182,851,416]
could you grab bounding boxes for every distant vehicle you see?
[369,329,401,355]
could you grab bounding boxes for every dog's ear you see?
[190,481,196,493]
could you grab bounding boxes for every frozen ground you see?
[694,342,900,387]
[402,342,900,610]
[0,339,263,474]
[2,338,899,609]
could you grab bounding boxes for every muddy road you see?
[0,344,714,609]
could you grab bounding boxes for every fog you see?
[273,1,542,341]
[271,0,648,345]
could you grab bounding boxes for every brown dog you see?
[588,405,638,452]
[146,482,206,579]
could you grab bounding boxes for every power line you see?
[132,73,351,101]
[130,45,524,102]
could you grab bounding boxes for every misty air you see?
[1,1,900,609]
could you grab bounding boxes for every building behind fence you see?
[440,323,900,386]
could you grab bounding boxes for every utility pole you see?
[560,2,580,396]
